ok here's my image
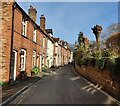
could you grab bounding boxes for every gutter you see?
[9,2,16,83]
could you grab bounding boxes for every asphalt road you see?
[10,64,119,105]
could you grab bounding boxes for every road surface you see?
[11,64,119,105]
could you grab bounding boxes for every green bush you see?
[115,57,120,74]
[89,58,96,67]
[77,57,83,66]
[107,57,120,81]
[83,58,90,66]
[96,58,106,70]
[31,66,40,75]
[42,65,48,71]
[0,81,8,86]
[108,58,116,74]
[101,50,110,58]
[103,57,109,69]
[92,52,100,59]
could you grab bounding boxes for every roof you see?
[47,35,54,43]
[53,38,60,42]
[60,40,68,46]
[46,29,53,35]
[67,47,71,52]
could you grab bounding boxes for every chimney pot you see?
[28,5,37,22]
[40,14,46,31]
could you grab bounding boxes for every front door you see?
[10,50,17,81]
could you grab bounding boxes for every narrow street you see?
[11,64,118,104]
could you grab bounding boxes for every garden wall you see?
[75,62,120,101]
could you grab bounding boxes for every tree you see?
[101,23,120,40]
[78,32,84,47]
[106,32,120,57]
[91,25,102,51]
[107,23,120,36]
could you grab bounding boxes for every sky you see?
[17,0,118,44]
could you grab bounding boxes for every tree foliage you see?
[106,32,120,57]
[107,23,120,35]
[78,32,84,46]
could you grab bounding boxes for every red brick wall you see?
[75,64,120,100]
[1,2,13,82]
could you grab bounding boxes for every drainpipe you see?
[9,2,16,83]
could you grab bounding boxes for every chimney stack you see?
[28,5,37,22]
[40,15,46,31]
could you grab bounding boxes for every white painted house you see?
[46,29,54,68]
[70,52,73,63]
[53,38,59,67]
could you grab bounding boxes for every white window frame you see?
[22,18,27,36]
[32,50,36,67]
[20,49,26,72]
[33,29,37,42]
[13,50,17,81]
[43,37,45,48]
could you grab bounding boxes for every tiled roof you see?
[53,38,59,42]
[46,29,53,35]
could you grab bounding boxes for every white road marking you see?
[82,84,93,90]
[86,87,92,92]
[94,84,99,88]
[91,89,96,94]
[70,76,80,81]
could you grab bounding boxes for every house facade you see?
[45,29,54,68]
[53,38,62,67]
[1,2,47,82]
[53,39,71,66]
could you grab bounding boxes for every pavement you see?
[0,67,58,106]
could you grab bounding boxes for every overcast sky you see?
[17,1,118,44]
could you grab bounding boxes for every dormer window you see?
[22,17,27,36]
[33,29,37,42]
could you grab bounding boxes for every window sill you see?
[32,41,37,44]
[21,35,28,39]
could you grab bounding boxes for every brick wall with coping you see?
[75,63,120,100]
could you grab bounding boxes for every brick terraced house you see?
[53,38,71,66]
[0,1,72,84]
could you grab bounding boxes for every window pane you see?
[20,49,26,71]
[32,51,36,67]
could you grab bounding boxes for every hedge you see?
[77,56,120,76]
